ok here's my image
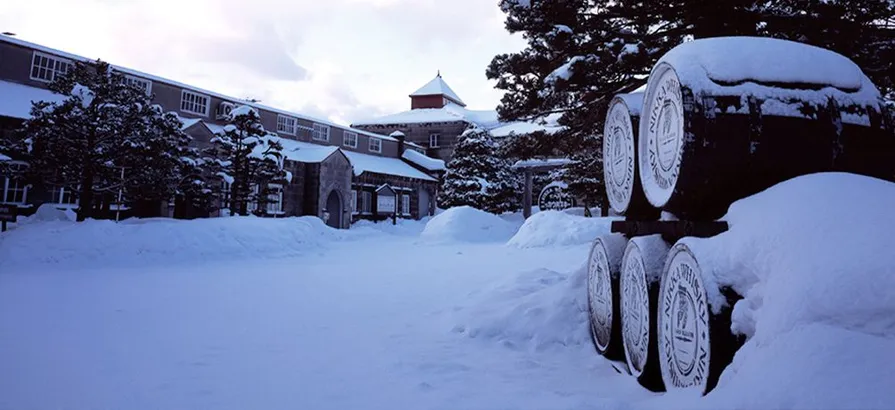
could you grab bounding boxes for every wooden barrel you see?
[620,234,670,391]
[658,241,743,394]
[586,233,628,360]
[638,37,894,220]
[604,93,660,219]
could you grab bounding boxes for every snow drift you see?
[0,216,342,270]
[420,206,519,244]
[507,211,617,248]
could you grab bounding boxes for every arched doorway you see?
[325,190,342,228]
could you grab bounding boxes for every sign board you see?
[375,184,397,215]
[538,182,575,211]
[0,204,16,223]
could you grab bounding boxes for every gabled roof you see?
[410,73,466,107]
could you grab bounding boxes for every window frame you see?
[30,51,72,83]
[1,176,28,205]
[180,90,211,116]
[312,123,331,142]
[361,191,373,214]
[369,137,382,153]
[401,194,411,215]
[266,184,284,215]
[123,75,152,96]
[220,180,232,211]
[429,133,441,148]
[277,115,297,135]
[343,131,358,148]
[51,185,78,206]
[351,190,358,214]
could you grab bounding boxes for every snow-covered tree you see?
[439,127,521,213]
[489,0,895,216]
[4,59,207,221]
[205,106,287,216]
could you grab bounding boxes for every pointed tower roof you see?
[409,72,466,107]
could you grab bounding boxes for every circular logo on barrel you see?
[538,182,574,211]
[604,102,636,213]
[588,241,613,350]
[622,250,650,375]
[644,67,684,195]
[660,246,710,390]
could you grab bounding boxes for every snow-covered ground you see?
[1,174,893,409]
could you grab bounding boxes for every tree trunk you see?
[76,171,94,222]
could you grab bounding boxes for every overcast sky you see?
[0,0,526,124]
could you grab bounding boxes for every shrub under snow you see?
[420,206,519,244]
[507,210,618,248]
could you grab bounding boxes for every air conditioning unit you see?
[216,102,235,120]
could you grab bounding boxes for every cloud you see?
[0,0,525,125]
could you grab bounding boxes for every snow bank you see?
[420,206,519,244]
[0,216,342,270]
[452,265,592,351]
[507,211,617,248]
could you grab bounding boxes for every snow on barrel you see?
[658,241,742,395]
[638,36,894,220]
[604,93,658,219]
[586,233,627,360]
[620,234,669,391]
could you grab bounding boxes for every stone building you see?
[0,34,444,228]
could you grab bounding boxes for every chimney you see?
[390,130,407,156]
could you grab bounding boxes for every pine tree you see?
[489,0,894,216]
[439,127,520,213]
[5,59,207,221]
[205,105,287,216]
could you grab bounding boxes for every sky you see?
[0,0,527,125]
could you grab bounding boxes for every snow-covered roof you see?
[0,80,65,119]
[511,158,575,170]
[410,74,465,107]
[0,153,11,161]
[389,130,405,137]
[352,103,500,129]
[278,139,340,164]
[0,35,402,143]
[178,117,203,131]
[490,114,565,138]
[402,149,445,172]
[343,150,436,182]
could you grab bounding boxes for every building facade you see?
[0,35,443,228]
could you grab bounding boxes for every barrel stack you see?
[589,36,895,395]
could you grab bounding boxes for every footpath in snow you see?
[1,174,893,409]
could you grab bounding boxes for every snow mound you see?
[453,266,591,351]
[420,206,519,244]
[507,211,617,248]
[659,172,895,407]
[26,203,77,223]
[0,216,342,270]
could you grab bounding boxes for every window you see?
[351,190,358,214]
[220,180,231,210]
[277,115,297,135]
[361,191,372,214]
[51,185,77,205]
[312,123,331,141]
[1,176,28,204]
[266,184,284,214]
[30,51,72,83]
[343,131,358,148]
[181,90,210,116]
[401,194,411,215]
[124,75,152,95]
[429,133,441,148]
[369,137,382,153]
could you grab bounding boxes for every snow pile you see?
[665,172,895,408]
[401,149,445,172]
[23,203,77,223]
[507,211,617,248]
[420,206,519,244]
[452,265,592,351]
[0,216,342,270]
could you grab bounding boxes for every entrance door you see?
[325,190,342,228]
[418,189,431,217]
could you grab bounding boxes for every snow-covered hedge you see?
[0,216,342,270]
[420,206,519,244]
[506,211,617,248]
